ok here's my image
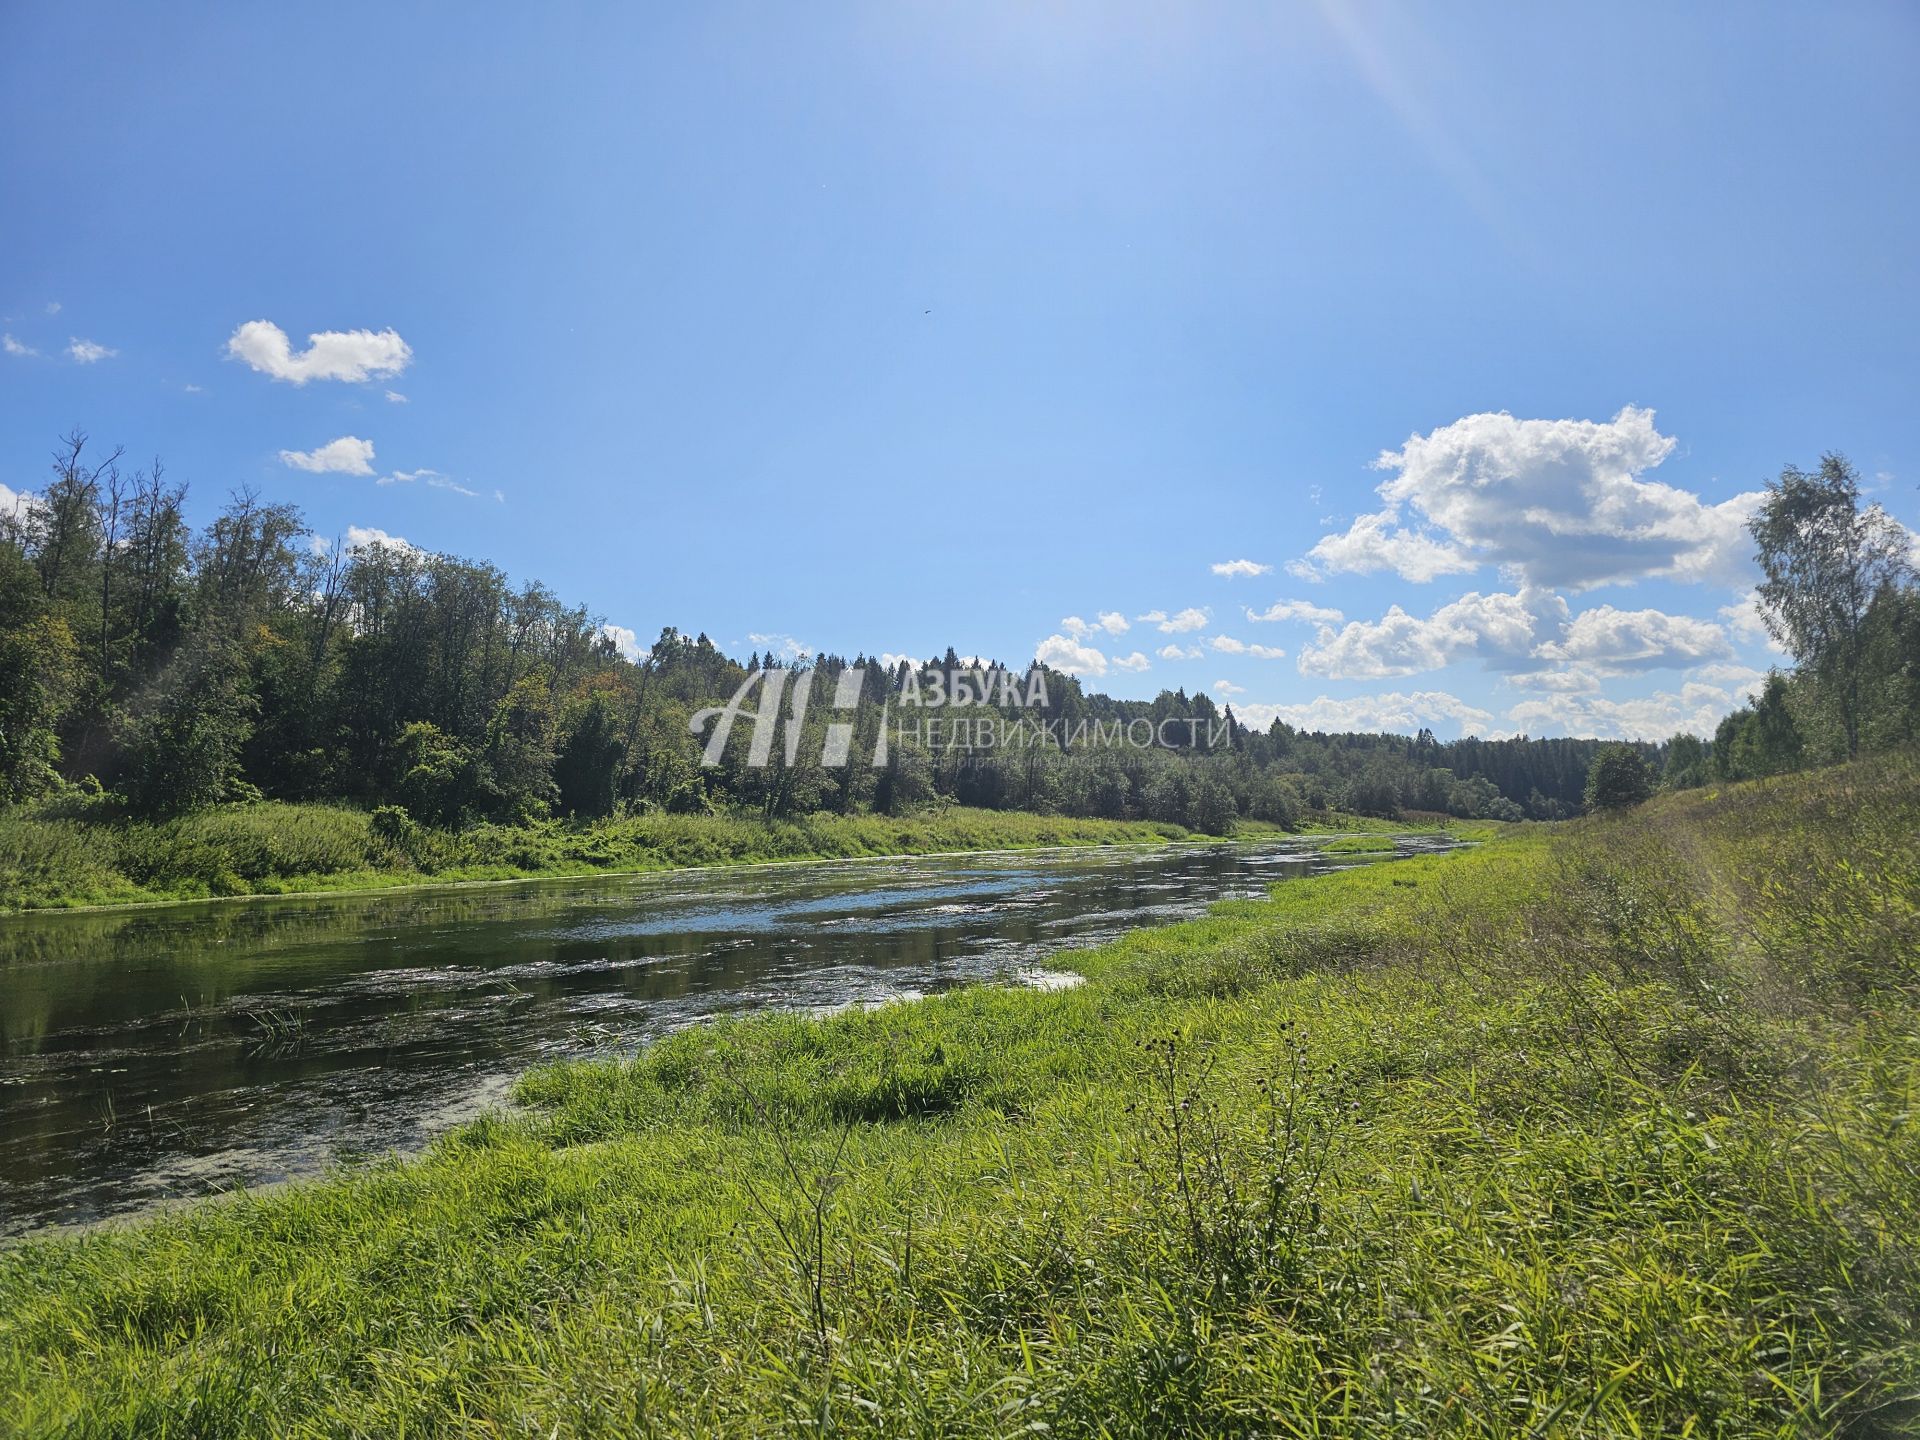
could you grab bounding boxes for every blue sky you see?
[4,2,1917,739]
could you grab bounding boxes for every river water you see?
[0,837,1439,1235]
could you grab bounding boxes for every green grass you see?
[2,757,1916,1435]
[0,805,1196,913]
[1315,833,1401,855]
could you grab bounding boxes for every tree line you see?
[2,433,1912,833]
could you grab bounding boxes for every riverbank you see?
[0,802,1457,915]
[6,757,1914,1434]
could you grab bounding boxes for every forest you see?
[3,433,1916,844]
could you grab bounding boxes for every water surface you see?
[0,836,1442,1234]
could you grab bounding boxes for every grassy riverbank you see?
[0,805,1212,913]
[3,756,1917,1434]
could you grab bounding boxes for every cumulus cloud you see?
[1534,605,1730,671]
[1246,599,1344,625]
[227,320,412,384]
[1094,611,1130,636]
[1506,682,1737,742]
[1157,643,1202,661]
[1299,588,1731,682]
[1294,511,1474,583]
[1210,635,1287,660]
[1235,690,1498,738]
[1300,407,1763,590]
[1155,607,1209,634]
[2,334,36,357]
[1299,590,1556,679]
[386,391,408,404]
[600,624,647,663]
[1718,591,1785,651]
[280,436,376,475]
[1213,680,1246,695]
[1035,633,1109,677]
[1210,559,1272,579]
[1113,651,1151,672]
[344,525,417,555]
[67,338,117,363]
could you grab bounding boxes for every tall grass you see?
[2,757,1916,1434]
[0,805,1191,912]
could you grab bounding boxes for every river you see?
[0,836,1442,1234]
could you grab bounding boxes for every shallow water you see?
[0,835,1448,1234]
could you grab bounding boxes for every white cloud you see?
[1157,607,1209,634]
[386,390,409,404]
[0,482,35,522]
[748,632,812,662]
[344,525,417,555]
[1135,609,1167,624]
[1301,407,1763,590]
[1113,651,1152,672]
[1061,613,1130,641]
[378,467,479,498]
[67,338,116,363]
[600,624,647,662]
[2,334,36,357]
[1689,662,1767,699]
[1299,588,1730,683]
[1210,635,1287,660]
[1300,590,1553,679]
[1035,633,1109,677]
[1534,605,1729,671]
[1506,683,1736,742]
[1718,591,1784,651]
[1236,690,1498,738]
[280,436,376,476]
[1507,668,1603,695]
[1246,599,1344,626]
[227,320,412,385]
[44,301,60,315]
[183,383,204,394]
[1213,680,1246,695]
[1157,643,1202,661]
[1297,511,1475,583]
[1210,558,1272,579]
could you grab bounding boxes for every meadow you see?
[1,756,1915,1436]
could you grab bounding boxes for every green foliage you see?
[394,720,474,826]
[1712,672,1805,780]
[0,613,77,804]
[1583,742,1655,809]
[0,805,1191,910]
[119,629,257,817]
[4,760,1918,1434]
[1750,453,1915,758]
[1660,730,1708,790]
